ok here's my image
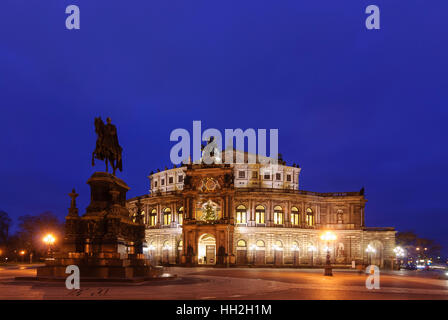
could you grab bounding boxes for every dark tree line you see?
[396,231,442,258]
[0,210,63,262]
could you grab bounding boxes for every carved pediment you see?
[198,177,220,192]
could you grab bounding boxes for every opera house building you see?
[127,150,395,268]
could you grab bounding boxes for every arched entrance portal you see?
[198,234,216,265]
[367,240,384,267]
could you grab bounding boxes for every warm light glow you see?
[43,234,56,245]
[149,244,156,250]
[19,250,25,255]
[250,244,257,251]
[308,245,317,252]
[320,231,337,242]
[366,244,376,253]
[393,246,405,257]
[291,244,299,251]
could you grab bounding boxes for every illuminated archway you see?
[198,233,216,265]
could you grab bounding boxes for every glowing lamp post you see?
[43,234,56,258]
[320,231,337,276]
[19,250,25,263]
[365,244,376,265]
[393,246,405,269]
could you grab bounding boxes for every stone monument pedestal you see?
[36,172,163,281]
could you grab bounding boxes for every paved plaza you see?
[0,265,447,300]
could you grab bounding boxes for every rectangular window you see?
[238,171,245,179]
[168,177,173,184]
[150,215,157,226]
[252,171,258,179]
[276,173,281,181]
[264,173,270,180]
[178,213,183,225]
[154,181,158,187]
[291,214,299,225]
[286,174,291,182]
[178,175,183,183]
[164,214,171,225]
[256,211,265,224]
[274,212,283,224]
[236,212,246,224]
[161,179,165,186]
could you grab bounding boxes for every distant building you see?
[127,150,395,268]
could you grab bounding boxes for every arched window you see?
[178,207,184,225]
[149,209,157,226]
[178,240,183,250]
[291,207,300,225]
[237,239,247,247]
[255,205,265,224]
[306,208,314,226]
[236,205,247,224]
[163,208,172,225]
[275,240,283,248]
[256,240,265,248]
[274,206,283,224]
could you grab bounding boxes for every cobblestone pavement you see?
[0,265,447,300]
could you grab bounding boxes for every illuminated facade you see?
[127,150,396,268]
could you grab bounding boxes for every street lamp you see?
[393,246,405,270]
[308,245,317,267]
[320,231,337,276]
[365,244,376,265]
[19,250,25,263]
[43,234,56,258]
[291,244,299,266]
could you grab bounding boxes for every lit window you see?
[274,206,283,224]
[252,171,258,179]
[286,174,291,182]
[256,240,265,247]
[163,208,172,225]
[291,207,300,225]
[255,205,265,224]
[237,240,246,247]
[238,171,245,179]
[178,207,184,225]
[149,209,157,226]
[306,208,314,226]
[236,205,247,224]
[276,173,281,181]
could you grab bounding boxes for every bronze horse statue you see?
[92,117,123,175]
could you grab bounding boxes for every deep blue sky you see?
[1,1,447,253]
